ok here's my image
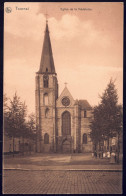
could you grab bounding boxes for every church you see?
[35,21,93,153]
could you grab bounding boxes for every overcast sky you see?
[4,2,123,114]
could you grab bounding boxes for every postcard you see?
[3,2,123,194]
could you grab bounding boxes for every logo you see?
[5,7,12,13]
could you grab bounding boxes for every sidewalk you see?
[3,153,123,171]
[4,164,122,171]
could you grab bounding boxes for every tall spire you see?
[38,21,56,74]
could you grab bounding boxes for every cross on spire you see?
[64,82,68,87]
[45,11,49,23]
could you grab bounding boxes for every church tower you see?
[35,21,58,152]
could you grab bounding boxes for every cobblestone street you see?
[3,170,122,194]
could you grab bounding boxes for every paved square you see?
[3,170,122,194]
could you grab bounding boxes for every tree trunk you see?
[96,143,98,158]
[98,141,100,158]
[13,136,15,157]
[107,137,109,151]
[23,137,24,156]
[29,139,31,155]
[36,137,37,152]
[117,132,120,164]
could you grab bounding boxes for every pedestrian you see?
[94,151,97,158]
[101,151,103,158]
[107,151,110,158]
[96,151,97,158]
[99,151,100,158]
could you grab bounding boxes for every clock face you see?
[43,74,49,80]
[62,97,70,106]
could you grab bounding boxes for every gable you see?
[56,87,75,107]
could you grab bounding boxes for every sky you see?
[4,2,123,114]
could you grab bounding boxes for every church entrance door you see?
[62,140,71,153]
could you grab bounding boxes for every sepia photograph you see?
[3,2,123,194]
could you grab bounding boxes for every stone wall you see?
[80,110,93,153]
[35,73,58,152]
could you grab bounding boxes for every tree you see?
[27,114,36,137]
[4,92,27,156]
[100,79,119,138]
[90,105,105,151]
[3,93,9,115]
[27,113,37,153]
[3,93,9,131]
[90,79,123,161]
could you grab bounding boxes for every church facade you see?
[35,21,93,153]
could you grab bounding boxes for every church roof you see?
[37,21,56,74]
[74,99,78,105]
[78,100,92,110]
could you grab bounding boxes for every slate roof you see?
[38,22,56,74]
[78,100,92,110]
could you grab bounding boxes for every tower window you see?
[46,68,48,72]
[45,108,49,118]
[44,93,48,105]
[44,133,49,144]
[83,133,87,144]
[84,110,87,118]
[43,74,49,88]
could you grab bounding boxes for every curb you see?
[3,168,122,172]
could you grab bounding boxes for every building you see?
[35,21,93,153]
[3,133,36,155]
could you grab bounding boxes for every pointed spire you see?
[38,21,56,74]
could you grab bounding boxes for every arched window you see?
[43,74,49,88]
[83,133,87,144]
[44,133,49,144]
[45,108,49,118]
[62,111,71,136]
[84,110,87,118]
[44,93,48,105]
